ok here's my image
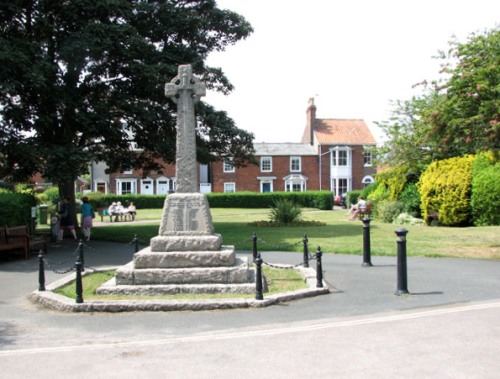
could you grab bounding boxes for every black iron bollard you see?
[75,256,84,304]
[38,250,45,291]
[252,232,258,262]
[303,234,310,268]
[134,234,139,253]
[362,217,373,267]
[315,246,324,288]
[255,254,264,300]
[395,228,409,296]
[78,240,85,272]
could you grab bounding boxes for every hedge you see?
[206,191,334,210]
[0,189,37,227]
[471,163,500,226]
[80,191,334,210]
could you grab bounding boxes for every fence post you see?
[255,254,264,300]
[395,228,409,296]
[252,232,258,262]
[362,217,373,267]
[315,246,324,288]
[75,256,84,304]
[134,234,139,253]
[303,234,310,268]
[78,240,85,272]
[38,250,45,291]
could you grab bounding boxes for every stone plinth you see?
[115,256,250,285]
[134,246,235,268]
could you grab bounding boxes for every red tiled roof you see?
[314,119,376,145]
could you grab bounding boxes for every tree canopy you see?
[0,0,255,192]
[376,26,499,173]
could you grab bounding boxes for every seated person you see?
[115,201,128,221]
[108,202,121,222]
[127,202,137,221]
[350,196,367,220]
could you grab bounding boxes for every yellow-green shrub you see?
[418,155,475,226]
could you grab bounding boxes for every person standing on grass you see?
[80,196,94,241]
[58,197,78,241]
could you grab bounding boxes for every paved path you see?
[1,239,499,378]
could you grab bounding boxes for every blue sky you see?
[205,0,499,143]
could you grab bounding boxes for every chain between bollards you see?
[362,217,373,267]
[75,255,84,304]
[255,254,264,300]
[303,234,310,268]
[395,228,409,296]
[315,246,323,288]
[38,249,45,291]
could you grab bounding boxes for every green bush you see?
[377,200,404,223]
[471,164,500,226]
[0,189,37,227]
[398,183,421,217]
[418,155,475,226]
[268,199,303,224]
[346,190,362,208]
[80,193,166,209]
[361,182,379,200]
[206,191,333,210]
[75,191,334,211]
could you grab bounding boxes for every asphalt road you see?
[1,239,499,378]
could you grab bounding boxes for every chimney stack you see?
[306,97,316,145]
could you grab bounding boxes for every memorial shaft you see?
[165,65,206,193]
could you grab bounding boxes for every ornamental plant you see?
[418,155,475,226]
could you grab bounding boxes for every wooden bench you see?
[96,207,136,222]
[357,203,372,219]
[0,226,49,260]
[96,207,112,222]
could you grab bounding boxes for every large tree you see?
[376,26,499,171]
[0,0,255,200]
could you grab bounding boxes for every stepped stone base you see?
[97,245,258,294]
[96,279,257,296]
[134,246,235,268]
[150,234,222,252]
[115,256,251,285]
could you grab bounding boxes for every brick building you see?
[211,98,377,197]
[89,98,377,196]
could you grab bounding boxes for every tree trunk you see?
[58,180,79,228]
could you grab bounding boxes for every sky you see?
[204,0,499,144]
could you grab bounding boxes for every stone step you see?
[96,279,258,296]
[116,257,251,285]
[134,245,235,268]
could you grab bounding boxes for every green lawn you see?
[85,208,500,260]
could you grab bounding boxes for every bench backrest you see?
[0,227,8,245]
[6,226,29,245]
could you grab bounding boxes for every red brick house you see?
[89,98,377,196]
[211,143,319,193]
[302,98,377,196]
[211,98,377,196]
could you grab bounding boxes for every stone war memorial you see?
[31,64,328,312]
[97,64,257,297]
